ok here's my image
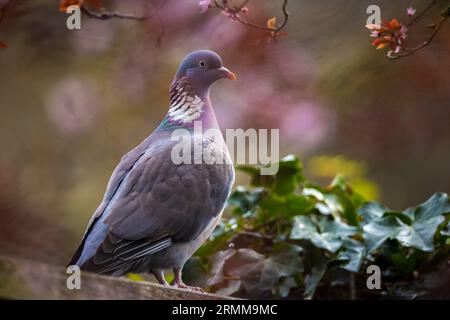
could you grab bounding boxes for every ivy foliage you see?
[185,155,450,299]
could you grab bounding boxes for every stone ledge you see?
[0,255,237,300]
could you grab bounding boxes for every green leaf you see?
[222,248,278,296]
[363,193,450,252]
[441,221,450,237]
[363,216,404,253]
[210,245,302,297]
[390,251,423,277]
[395,193,449,252]
[208,249,237,287]
[303,186,326,201]
[260,193,314,218]
[305,180,359,225]
[276,276,298,298]
[285,194,314,214]
[358,201,389,223]
[329,174,348,192]
[290,216,357,253]
[327,177,359,225]
[236,155,303,196]
[301,244,328,299]
[235,165,260,176]
[336,239,366,272]
[317,216,358,237]
[227,186,263,214]
[384,211,413,225]
[272,155,304,195]
[268,243,303,277]
[303,262,327,299]
[236,165,275,189]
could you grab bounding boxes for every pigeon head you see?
[174,50,236,98]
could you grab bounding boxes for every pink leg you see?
[173,267,204,292]
[152,269,169,286]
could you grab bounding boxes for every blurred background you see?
[0,0,449,265]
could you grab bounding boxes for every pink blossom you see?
[399,25,408,39]
[407,7,416,17]
[222,9,239,21]
[199,0,211,13]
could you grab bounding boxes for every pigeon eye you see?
[199,60,207,68]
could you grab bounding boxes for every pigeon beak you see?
[218,67,237,81]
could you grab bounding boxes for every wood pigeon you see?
[68,50,236,290]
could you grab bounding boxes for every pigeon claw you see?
[173,281,204,292]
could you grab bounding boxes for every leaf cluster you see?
[185,155,450,299]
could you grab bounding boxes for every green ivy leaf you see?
[357,201,388,223]
[235,155,303,196]
[208,245,303,297]
[384,211,413,225]
[363,216,404,253]
[304,266,326,299]
[222,249,279,296]
[441,221,450,237]
[395,193,448,251]
[290,216,357,253]
[276,276,298,298]
[300,244,329,299]
[268,243,303,277]
[363,193,450,252]
[260,193,314,218]
[328,175,359,225]
[272,155,304,195]
[227,186,263,214]
[390,251,422,277]
[336,239,366,272]
[236,165,275,189]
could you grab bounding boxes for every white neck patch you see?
[168,91,204,123]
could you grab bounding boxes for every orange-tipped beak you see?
[218,67,237,81]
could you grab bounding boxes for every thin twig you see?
[212,0,289,33]
[80,6,148,21]
[275,0,289,32]
[388,13,448,60]
[406,0,437,27]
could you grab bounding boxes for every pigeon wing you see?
[81,138,233,274]
[67,135,157,266]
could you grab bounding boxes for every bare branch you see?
[406,0,437,27]
[80,6,148,21]
[388,4,449,60]
[388,14,448,60]
[211,0,289,36]
[275,0,290,33]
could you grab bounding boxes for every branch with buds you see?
[366,1,450,60]
[79,6,148,21]
[59,0,148,21]
[200,0,290,42]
